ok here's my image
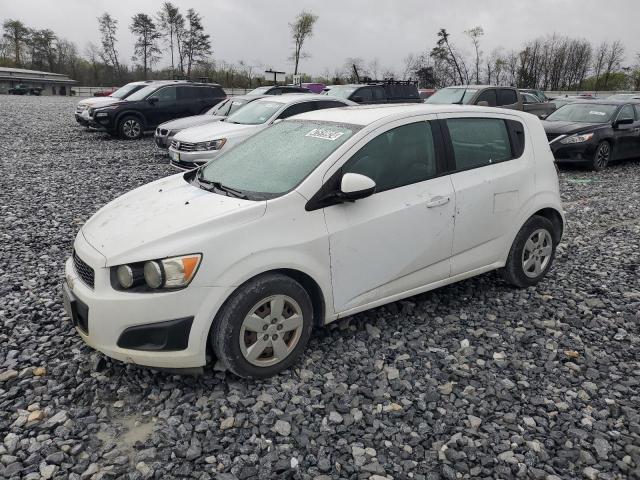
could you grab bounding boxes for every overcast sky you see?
[3,0,639,77]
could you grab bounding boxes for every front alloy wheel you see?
[592,141,610,171]
[119,116,143,140]
[240,295,304,367]
[210,273,313,378]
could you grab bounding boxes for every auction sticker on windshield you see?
[589,111,607,116]
[305,128,345,141]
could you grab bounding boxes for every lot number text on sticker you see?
[305,128,345,141]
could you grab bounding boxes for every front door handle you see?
[425,196,450,208]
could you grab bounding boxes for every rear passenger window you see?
[372,87,385,101]
[475,89,497,107]
[498,89,518,106]
[344,122,437,192]
[446,118,513,170]
[200,86,224,98]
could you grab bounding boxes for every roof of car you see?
[443,85,514,90]
[140,80,222,87]
[229,94,269,101]
[568,99,640,106]
[294,104,532,126]
[253,93,351,104]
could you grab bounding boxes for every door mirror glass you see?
[340,173,376,201]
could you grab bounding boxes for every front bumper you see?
[550,140,598,164]
[63,233,232,368]
[168,147,221,170]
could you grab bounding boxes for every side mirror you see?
[148,97,159,104]
[339,173,376,201]
[540,114,548,120]
[613,118,633,128]
[271,118,283,125]
[352,96,364,103]
[476,100,489,107]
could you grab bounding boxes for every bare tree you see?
[289,11,318,75]
[97,13,121,79]
[435,28,465,84]
[465,26,484,84]
[130,13,162,79]
[602,40,625,89]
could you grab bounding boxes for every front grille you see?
[546,133,562,143]
[171,140,198,152]
[73,251,95,289]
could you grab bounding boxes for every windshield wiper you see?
[197,170,247,199]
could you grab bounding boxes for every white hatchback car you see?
[64,105,564,378]
[167,93,355,170]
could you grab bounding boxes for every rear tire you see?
[210,273,313,378]
[592,141,610,171]
[118,115,144,140]
[501,216,557,288]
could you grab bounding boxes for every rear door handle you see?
[425,196,450,208]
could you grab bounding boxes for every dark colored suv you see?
[326,81,421,104]
[87,81,226,139]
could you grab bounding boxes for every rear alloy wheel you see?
[210,273,313,378]
[118,116,143,140]
[592,141,610,171]
[502,215,557,288]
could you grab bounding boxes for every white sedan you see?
[167,93,355,170]
[64,104,564,378]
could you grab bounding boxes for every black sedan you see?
[542,100,640,171]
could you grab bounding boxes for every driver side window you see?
[343,121,437,193]
[617,105,635,121]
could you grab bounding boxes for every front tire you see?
[210,273,313,378]
[118,115,144,140]
[592,141,610,171]
[502,216,557,288]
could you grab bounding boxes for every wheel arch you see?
[532,207,564,244]
[204,267,327,361]
[115,110,147,130]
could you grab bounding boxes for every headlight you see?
[113,254,202,291]
[194,138,227,151]
[560,132,594,144]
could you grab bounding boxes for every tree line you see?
[2,7,640,91]
[404,28,640,91]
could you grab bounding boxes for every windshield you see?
[426,87,478,104]
[225,100,283,125]
[199,120,358,199]
[248,87,272,95]
[546,103,618,123]
[111,83,142,99]
[125,85,159,101]
[326,86,357,99]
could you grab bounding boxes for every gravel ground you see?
[1,95,639,480]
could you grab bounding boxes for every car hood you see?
[542,120,604,135]
[159,115,225,131]
[77,97,121,108]
[173,122,259,143]
[82,173,266,266]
